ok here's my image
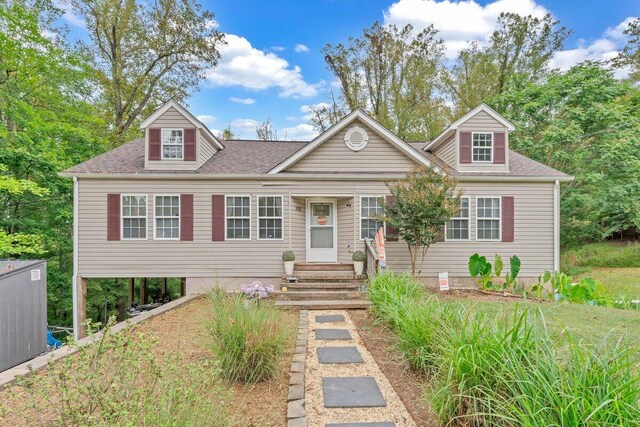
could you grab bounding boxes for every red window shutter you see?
[184,128,196,161]
[494,132,506,164]
[212,195,225,241]
[385,195,398,242]
[180,194,194,241]
[149,128,161,160]
[459,132,472,163]
[107,194,121,241]
[502,196,514,242]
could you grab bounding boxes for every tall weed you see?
[207,290,293,383]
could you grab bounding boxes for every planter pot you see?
[284,261,295,276]
[354,261,364,276]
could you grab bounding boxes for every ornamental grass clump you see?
[207,290,293,384]
[366,272,640,426]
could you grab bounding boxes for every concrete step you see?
[275,299,371,310]
[278,290,363,300]
[292,273,357,281]
[295,263,354,272]
[282,282,362,290]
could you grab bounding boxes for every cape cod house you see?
[62,100,571,337]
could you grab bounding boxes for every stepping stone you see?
[316,314,345,323]
[317,347,364,364]
[315,329,352,340]
[326,423,395,427]
[322,377,386,408]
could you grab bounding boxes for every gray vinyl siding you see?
[433,135,456,166]
[77,179,554,279]
[199,132,216,167]
[287,119,417,172]
[456,110,510,173]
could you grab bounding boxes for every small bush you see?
[282,250,295,262]
[352,250,366,262]
[207,291,293,383]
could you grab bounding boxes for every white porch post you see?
[553,180,560,273]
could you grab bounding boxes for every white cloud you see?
[294,43,310,53]
[280,123,318,141]
[270,46,285,52]
[550,17,637,77]
[229,118,260,138]
[196,115,217,125]
[384,0,549,58]
[206,34,318,98]
[229,97,256,105]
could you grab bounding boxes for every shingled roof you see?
[62,137,570,179]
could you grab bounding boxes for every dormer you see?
[140,100,224,171]
[425,104,515,174]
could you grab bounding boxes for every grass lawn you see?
[455,298,640,349]
[561,241,640,300]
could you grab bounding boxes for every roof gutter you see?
[60,172,573,183]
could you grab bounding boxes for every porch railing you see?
[364,238,380,278]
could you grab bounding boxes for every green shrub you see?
[562,241,640,269]
[9,319,230,426]
[282,250,295,262]
[352,250,366,262]
[207,291,293,383]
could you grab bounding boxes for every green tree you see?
[495,63,640,245]
[323,22,448,139]
[383,166,462,276]
[614,18,640,82]
[443,13,570,116]
[71,0,225,145]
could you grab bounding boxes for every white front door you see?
[306,199,337,263]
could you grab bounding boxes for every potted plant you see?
[352,251,365,276]
[282,250,295,276]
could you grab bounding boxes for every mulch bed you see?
[349,309,439,427]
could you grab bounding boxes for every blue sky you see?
[60,0,639,139]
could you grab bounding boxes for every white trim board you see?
[268,109,435,174]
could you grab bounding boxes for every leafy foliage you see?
[352,250,365,262]
[282,250,295,262]
[384,166,461,276]
[495,64,640,245]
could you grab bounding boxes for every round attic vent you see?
[344,126,369,151]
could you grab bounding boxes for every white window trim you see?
[471,131,493,163]
[121,194,148,240]
[359,195,386,241]
[225,194,252,241]
[153,194,181,240]
[475,196,501,242]
[161,128,184,160]
[445,196,471,242]
[257,195,284,241]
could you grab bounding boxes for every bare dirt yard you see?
[0,295,295,427]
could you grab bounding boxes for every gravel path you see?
[305,310,416,427]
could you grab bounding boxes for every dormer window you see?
[472,132,492,162]
[162,129,184,160]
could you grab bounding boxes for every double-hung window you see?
[226,196,251,240]
[122,195,147,239]
[472,132,493,162]
[476,197,501,240]
[360,196,385,240]
[154,195,180,239]
[162,129,184,159]
[258,196,283,239]
[446,197,470,240]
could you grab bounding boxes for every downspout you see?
[72,176,79,340]
[288,192,292,250]
[553,180,560,273]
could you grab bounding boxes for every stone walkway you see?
[299,310,416,427]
